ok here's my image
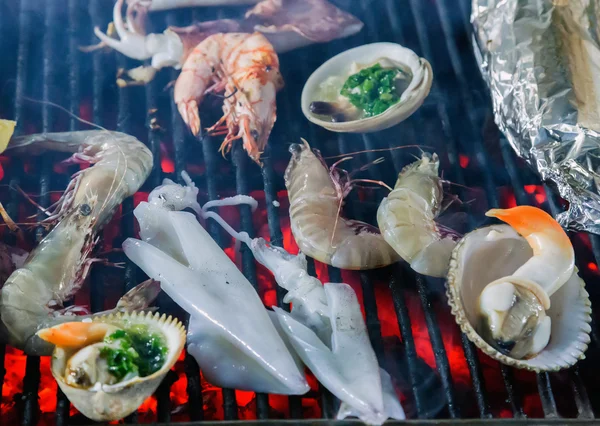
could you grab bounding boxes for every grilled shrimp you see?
[377,153,458,277]
[478,206,575,358]
[174,32,283,163]
[0,131,153,355]
[285,140,399,270]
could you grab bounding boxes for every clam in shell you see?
[446,225,591,372]
[301,42,432,133]
[44,311,185,421]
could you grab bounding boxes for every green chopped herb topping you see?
[99,325,167,381]
[340,63,403,117]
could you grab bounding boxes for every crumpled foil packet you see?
[472,0,600,233]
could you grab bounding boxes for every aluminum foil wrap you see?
[472,0,600,233]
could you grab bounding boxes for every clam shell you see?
[50,311,186,422]
[446,224,591,372]
[301,42,433,133]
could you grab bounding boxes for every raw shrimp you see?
[478,206,575,358]
[377,153,458,277]
[285,140,399,270]
[0,130,153,355]
[202,205,404,425]
[174,32,283,163]
[123,174,309,394]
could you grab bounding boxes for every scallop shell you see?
[49,311,186,422]
[301,42,433,133]
[446,224,591,372]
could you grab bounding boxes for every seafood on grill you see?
[285,139,399,270]
[123,174,309,394]
[174,31,283,163]
[93,0,363,70]
[37,311,185,422]
[446,206,592,371]
[127,0,259,12]
[214,231,405,425]
[243,0,364,53]
[377,153,458,277]
[301,43,432,132]
[0,130,153,355]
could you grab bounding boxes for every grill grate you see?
[0,0,599,424]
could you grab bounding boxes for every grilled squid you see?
[93,0,363,70]
[123,175,309,394]
[199,207,405,424]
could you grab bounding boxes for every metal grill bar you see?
[415,276,458,418]
[89,0,107,317]
[181,9,240,421]
[389,268,425,417]
[22,0,46,423]
[380,0,494,418]
[500,366,525,418]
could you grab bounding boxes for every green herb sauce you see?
[99,325,167,381]
[340,63,403,117]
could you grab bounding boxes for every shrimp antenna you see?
[13,185,53,217]
[351,179,393,192]
[0,202,20,232]
[330,193,343,250]
[323,144,431,160]
[330,156,353,171]
[349,156,385,178]
[21,96,109,132]
[440,179,477,191]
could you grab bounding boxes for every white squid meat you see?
[204,202,405,424]
[122,175,308,394]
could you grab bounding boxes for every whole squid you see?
[199,203,405,424]
[94,0,363,70]
[122,174,308,394]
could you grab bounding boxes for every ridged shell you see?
[446,225,591,372]
[50,311,186,421]
[301,42,433,133]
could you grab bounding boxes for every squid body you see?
[122,175,308,394]
[245,239,405,425]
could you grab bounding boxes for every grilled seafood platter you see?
[301,42,432,132]
[37,311,185,422]
[446,206,591,371]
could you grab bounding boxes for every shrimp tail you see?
[177,99,201,136]
[486,206,571,252]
